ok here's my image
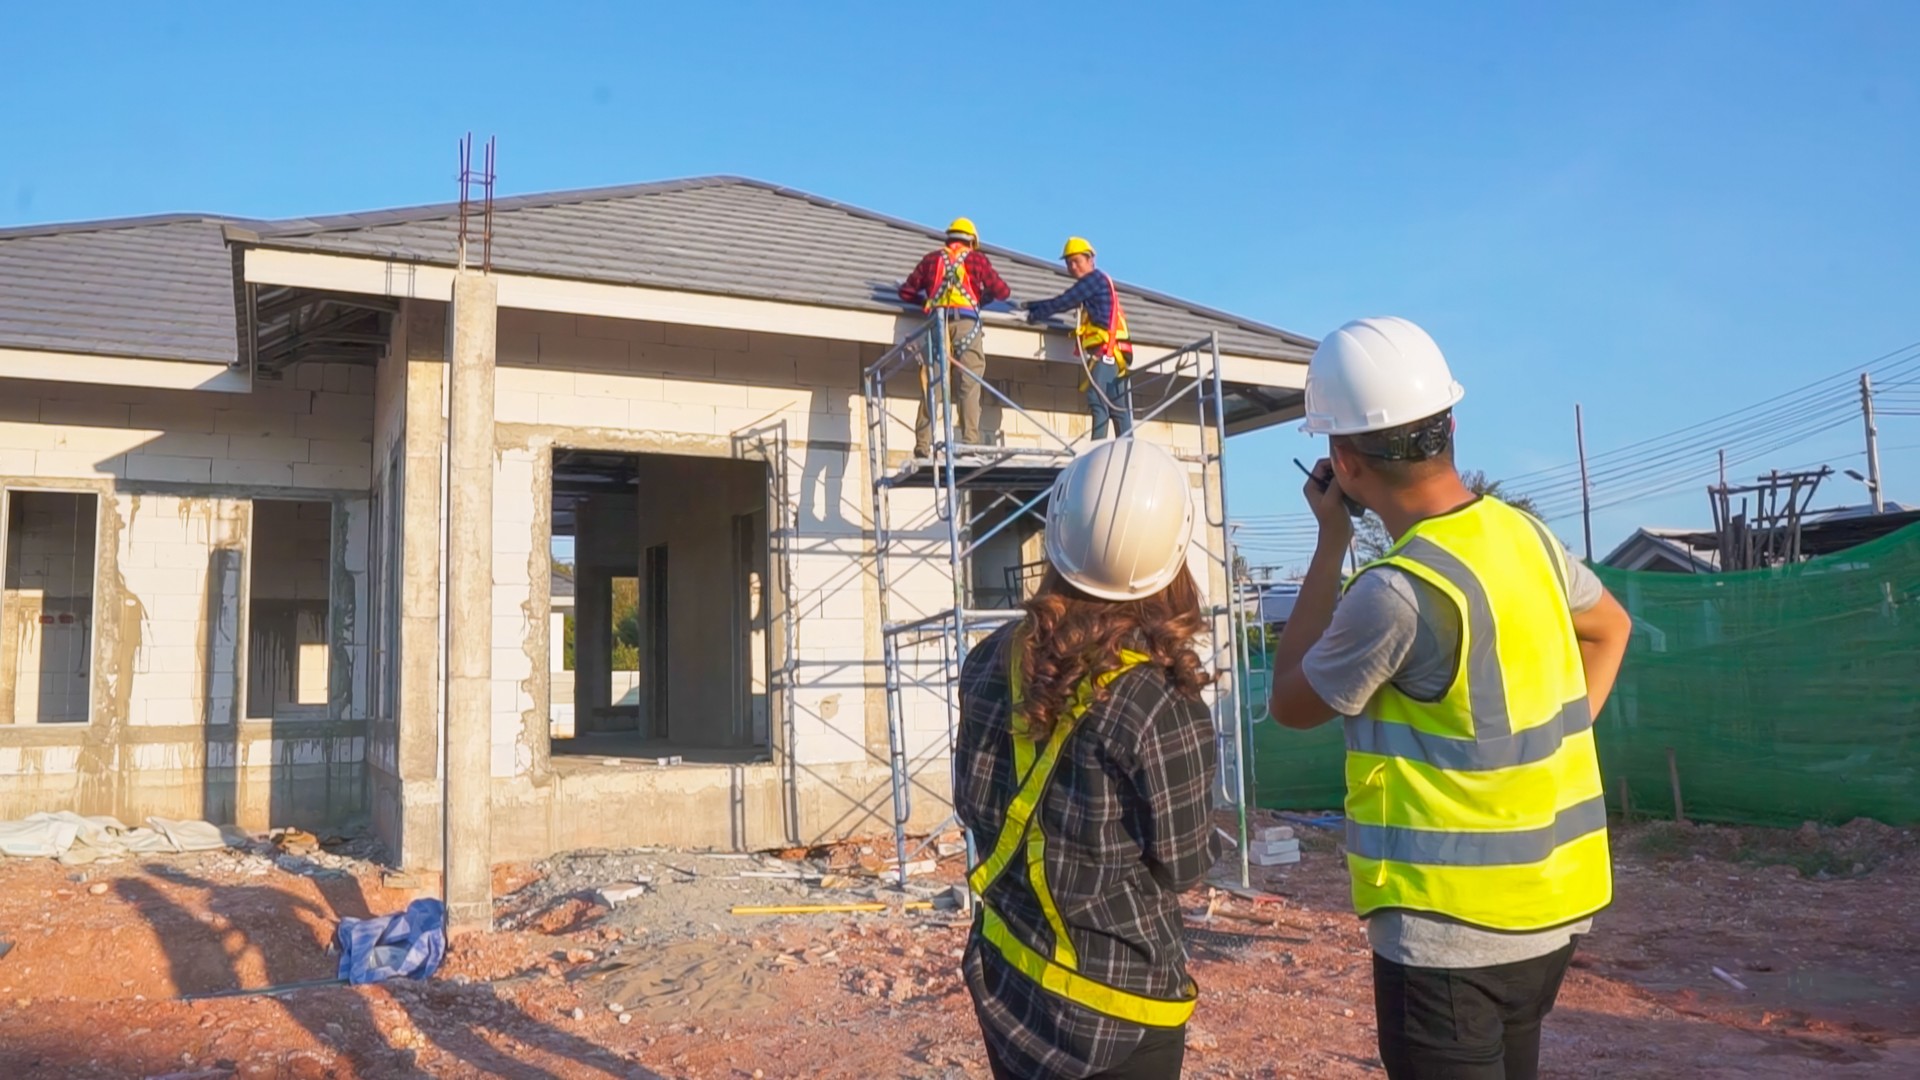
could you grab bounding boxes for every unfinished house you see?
[0,177,1314,895]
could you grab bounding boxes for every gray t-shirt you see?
[1303,547,1604,968]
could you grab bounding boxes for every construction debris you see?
[1249,838,1302,867]
[1712,966,1751,992]
[597,880,652,905]
[271,828,322,856]
[880,859,938,884]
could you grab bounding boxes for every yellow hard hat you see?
[1061,236,1095,260]
[946,217,978,244]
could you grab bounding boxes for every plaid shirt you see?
[955,623,1222,1079]
[1023,269,1119,329]
[899,249,1012,307]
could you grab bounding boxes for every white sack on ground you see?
[0,811,245,863]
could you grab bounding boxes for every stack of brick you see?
[1248,824,1301,866]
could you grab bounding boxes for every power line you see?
[1501,339,1920,485]
[1514,403,1858,516]
[1533,409,1866,522]
[1509,392,1825,495]
[1515,366,1920,520]
[1513,390,1865,504]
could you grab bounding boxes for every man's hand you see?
[1266,467,1355,730]
[1305,458,1355,548]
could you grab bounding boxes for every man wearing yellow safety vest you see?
[955,438,1222,1079]
[1023,237,1134,440]
[1267,317,1634,1080]
[899,216,1012,459]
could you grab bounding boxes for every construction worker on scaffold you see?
[1267,317,1635,1080]
[899,217,1011,461]
[1023,237,1134,440]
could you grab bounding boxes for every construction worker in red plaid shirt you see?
[899,217,1011,459]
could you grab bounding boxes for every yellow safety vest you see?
[968,633,1198,1028]
[1074,273,1132,379]
[1342,497,1612,931]
[927,242,981,311]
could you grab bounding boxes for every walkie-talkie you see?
[1294,458,1365,519]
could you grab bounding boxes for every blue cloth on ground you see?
[333,897,447,984]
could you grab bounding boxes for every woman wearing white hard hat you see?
[1269,317,1632,1080]
[954,437,1223,1080]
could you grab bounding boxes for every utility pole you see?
[1861,372,1885,514]
[1575,404,1593,561]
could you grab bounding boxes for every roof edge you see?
[259,175,766,238]
[0,213,257,241]
[715,181,1321,350]
[256,173,1317,350]
[234,236,1310,359]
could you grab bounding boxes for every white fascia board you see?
[1225,404,1306,437]
[243,247,1308,391]
[0,348,250,393]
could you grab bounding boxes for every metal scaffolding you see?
[861,309,1255,891]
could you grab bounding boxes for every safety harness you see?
[968,632,1199,1027]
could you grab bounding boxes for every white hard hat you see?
[1301,317,1465,436]
[1043,438,1195,601]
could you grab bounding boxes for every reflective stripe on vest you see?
[967,631,1198,1028]
[1074,272,1132,374]
[1341,497,1612,931]
[927,243,981,311]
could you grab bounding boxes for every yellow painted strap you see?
[1026,814,1077,967]
[969,632,1148,978]
[969,632,1061,896]
[980,905,1197,1028]
[970,638,1143,896]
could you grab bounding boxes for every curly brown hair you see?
[1014,565,1214,741]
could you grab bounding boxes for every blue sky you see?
[5,1,1916,570]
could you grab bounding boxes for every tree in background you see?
[558,570,643,673]
[611,577,640,671]
[1353,470,1543,561]
[556,562,577,670]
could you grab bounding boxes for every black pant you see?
[1373,943,1576,1080]
[985,1025,1186,1080]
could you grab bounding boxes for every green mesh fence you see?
[1250,523,1920,827]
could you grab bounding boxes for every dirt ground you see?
[0,812,1915,1079]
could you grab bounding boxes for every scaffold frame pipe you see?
[862,311,1250,896]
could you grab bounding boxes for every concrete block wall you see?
[481,309,1232,845]
[492,311,882,785]
[491,445,541,781]
[0,369,376,829]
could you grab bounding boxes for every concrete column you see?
[396,303,447,872]
[444,274,496,930]
[574,563,611,731]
